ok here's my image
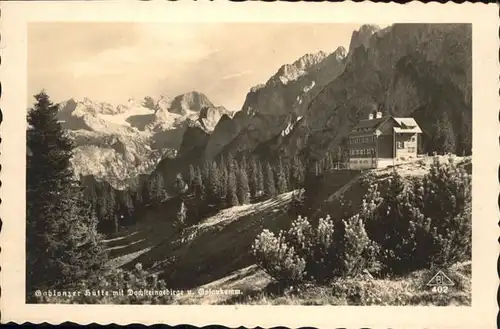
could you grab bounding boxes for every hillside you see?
[103,156,471,303]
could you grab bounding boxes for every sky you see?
[28,23,364,111]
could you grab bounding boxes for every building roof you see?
[351,117,387,131]
[349,115,422,135]
[393,126,422,133]
[393,117,419,129]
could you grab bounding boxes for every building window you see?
[411,136,416,142]
[397,141,403,149]
[408,147,416,153]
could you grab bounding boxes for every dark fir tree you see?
[264,162,277,198]
[257,161,265,197]
[174,201,187,231]
[227,170,240,207]
[433,112,456,155]
[187,164,196,191]
[194,167,205,198]
[237,168,250,205]
[120,191,135,222]
[248,156,258,198]
[219,157,228,204]
[275,158,288,194]
[173,173,188,195]
[148,171,167,203]
[290,155,305,189]
[26,91,107,296]
[207,161,222,205]
[106,186,118,233]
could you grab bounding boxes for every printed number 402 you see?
[432,286,449,294]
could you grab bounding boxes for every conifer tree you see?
[275,158,288,194]
[207,161,222,205]
[174,173,188,195]
[257,161,265,197]
[174,201,187,231]
[134,183,144,208]
[237,168,250,205]
[248,156,258,198]
[148,171,167,203]
[227,170,240,207]
[26,91,107,294]
[120,191,135,221]
[106,186,118,233]
[264,162,277,198]
[193,166,204,200]
[187,164,196,191]
[433,112,456,155]
[219,157,228,204]
[290,155,305,189]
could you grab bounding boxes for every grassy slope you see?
[104,155,472,305]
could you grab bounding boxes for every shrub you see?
[342,215,381,276]
[251,229,306,285]
[252,214,380,285]
[361,157,472,274]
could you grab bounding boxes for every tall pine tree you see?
[227,170,240,207]
[187,164,196,191]
[27,91,107,295]
[207,161,222,205]
[275,158,288,194]
[290,155,305,189]
[248,156,258,198]
[264,162,277,198]
[257,161,265,197]
[237,167,250,205]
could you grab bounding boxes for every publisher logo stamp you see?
[426,270,455,294]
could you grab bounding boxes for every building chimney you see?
[376,111,382,119]
[368,113,374,120]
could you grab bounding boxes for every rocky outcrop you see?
[348,24,381,53]
[206,46,348,160]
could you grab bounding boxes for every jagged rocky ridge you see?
[269,23,472,162]
[59,92,230,189]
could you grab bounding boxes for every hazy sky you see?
[28,23,363,111]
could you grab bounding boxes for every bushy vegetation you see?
[252,156,471,288]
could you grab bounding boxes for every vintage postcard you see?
[0,1,498,328]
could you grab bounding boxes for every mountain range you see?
[58,92,231,189]
[59,23,472,193]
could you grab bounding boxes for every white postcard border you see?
[0,2,498,328]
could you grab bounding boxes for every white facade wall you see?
[349,157,375,169]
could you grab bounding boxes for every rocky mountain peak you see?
[275,50,329,85]
[348,24,381,53]
[168,91,215,115]
[332,46,347,61]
